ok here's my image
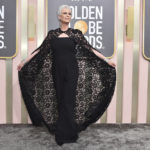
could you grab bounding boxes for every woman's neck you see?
[59,23,69,31]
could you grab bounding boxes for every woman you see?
[17,5,116,146]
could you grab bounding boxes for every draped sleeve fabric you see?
[69,28,116,132]
[19,30,53,80]
[74,29,102,55]
[18,27,116,135]
[18,30,57,134]
[31,30,53,55]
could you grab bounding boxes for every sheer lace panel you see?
[30,28,101,55]
[18,26,116,134]
[75,29,102,54]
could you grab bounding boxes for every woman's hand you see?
[107,60,116,68]
[92,49,116,68]
[17,61,25,71]
[17,49,39,71]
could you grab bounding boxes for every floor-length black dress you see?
[51,37,79,142]
[18,27,116,145]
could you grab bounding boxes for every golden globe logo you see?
[74,20,88,34]
[0,5,5,49]
[72,6,103,49]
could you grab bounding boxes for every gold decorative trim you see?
[143,0,150,61]
[116,0,124,123]
[131,0,140,123]
[21,0,28,123]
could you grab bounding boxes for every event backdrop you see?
[0,0,16,58]
[0,0,150,125]
[47,0,115,57]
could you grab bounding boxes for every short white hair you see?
[57,5,71,15]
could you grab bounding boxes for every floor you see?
[0,123,150,150]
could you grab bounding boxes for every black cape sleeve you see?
[31,30,52,55]
[75,29,102,54]
[18,28,116,135]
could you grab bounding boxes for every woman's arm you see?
[92,48,116,67]
[21,49,40,64]
[92,48,109,62]
[75,29,116,67]
[22,30,53,64]
[76,29,109,63]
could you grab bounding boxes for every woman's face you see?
[58,8,72,23]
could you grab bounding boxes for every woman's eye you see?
[63,12,72,15]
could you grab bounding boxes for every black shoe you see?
[56,140,64,146]
[32,121,43,127]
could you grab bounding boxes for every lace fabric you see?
[31,28,101,56]
[18,27,116,134]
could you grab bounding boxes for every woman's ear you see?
[58,15,61,21]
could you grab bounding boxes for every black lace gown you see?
[18,27,116,144]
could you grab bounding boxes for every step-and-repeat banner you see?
[0,0,16,58]
[48,0,115,57]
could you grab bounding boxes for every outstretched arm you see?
[31,30,52,55]
[76,29,109,63]
[92,48,108,61]
[21,30,52,64]
[21,50,39,64]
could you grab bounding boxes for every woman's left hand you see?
[107,60,116,68]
